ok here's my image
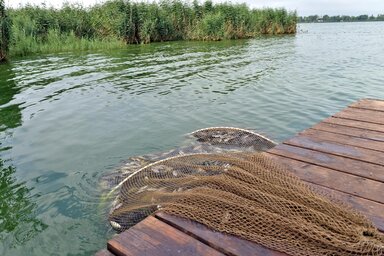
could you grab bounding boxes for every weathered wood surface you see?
[269,144,384,182]
[349,98,384,112]
[156,212,287,256]
[300,128,384,151]
[333,108,384,125]
[266,154,384,204]
[107,216,225,256]
[97,98,384,255]
[312,122,384,142]
[323,116,384,133]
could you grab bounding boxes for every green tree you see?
[0,0,11,62]
[357,15,368,21]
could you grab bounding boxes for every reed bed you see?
[0,0,11,61]
[2,0,297,58]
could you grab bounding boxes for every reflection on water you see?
[0,160,47,250]
[0,65,47,254]
[0,22,384,255]
[0,65,22,132]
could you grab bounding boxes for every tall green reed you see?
[0,0,11,61]
[7,0,297,58]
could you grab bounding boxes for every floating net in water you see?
[107,128,384,256]
[101,127,276,192]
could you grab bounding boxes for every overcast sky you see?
[6,0,384,16]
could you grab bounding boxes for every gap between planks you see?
[282,129,384,166]
[266,153,384,204]
[265,153,384,231]
[311,123,384,143]
[332,107,384,125]
[268,145,384,183]
[283,133,384,166]
[154,214,237,256]
[107,215,225,256]
[323,117,384,133]
[155,212,288,256]
[305,129,384,152]
[349,99,384,112]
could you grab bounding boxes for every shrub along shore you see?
[1,0,297,59]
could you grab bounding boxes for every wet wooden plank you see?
[284,133,384,165]
[268,144,384,182]
[323,117,384,133]
[107,216,224,256]
[155,212,288,256]
[301,128,384,152]
[311,122,384,142]
[100,99,384,255]
[333,108,384,125]
[266,153,384,204]
[307,184,384,232]
[350,98,384,112]
[324,116,384,133]
[95,249,115,256]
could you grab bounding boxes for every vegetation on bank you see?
[299,14,384,23]
[1,0,297,58]
[0,0,11,61]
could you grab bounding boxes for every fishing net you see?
[101,127,275,191]
[107,127,384,256]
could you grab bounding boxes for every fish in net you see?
[100,127,276,192]
[191,126,276,150]
[106,128,384,256]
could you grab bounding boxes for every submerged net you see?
[108,128,384,256]
[101,127,276,192]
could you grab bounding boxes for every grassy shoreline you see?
[4,0,297,58]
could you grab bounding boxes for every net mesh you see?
[101,127,276,191]
[107,128,384,256]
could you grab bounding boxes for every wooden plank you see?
[107,216,224,256]
[155,212,288,256]
[301,128,384,152]
[268,144,384,182]
[266,153,384,204]
[284,133,384,165]
[311,122,384,142]
[323,117,384,133]
[100,99,384,255]
[306,183,384,232]
[95,249,115,256]
[349,99,384,112]
[333,107,384,125]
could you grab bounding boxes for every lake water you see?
[1,22,384,255]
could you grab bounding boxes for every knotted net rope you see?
[108,129,384,256]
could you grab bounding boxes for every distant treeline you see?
[299,14,384,23]
[0,0,297,60]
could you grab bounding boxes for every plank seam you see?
[360,98,384,102]
[331,115,384,126]
[301,129,384,152]
[266,153,384,205]
[322,119,384,134]
[267,150,384,183]
[154,214,235,256]
[282,141,384,168]
[107,241,127,256]
[306,179,384,207]
[349,106,384,113]
[310,125,384,142]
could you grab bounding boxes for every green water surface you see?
[0,22,384,255]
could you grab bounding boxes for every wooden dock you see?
[97,98,384,256]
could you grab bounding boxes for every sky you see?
[5,0,384,16]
